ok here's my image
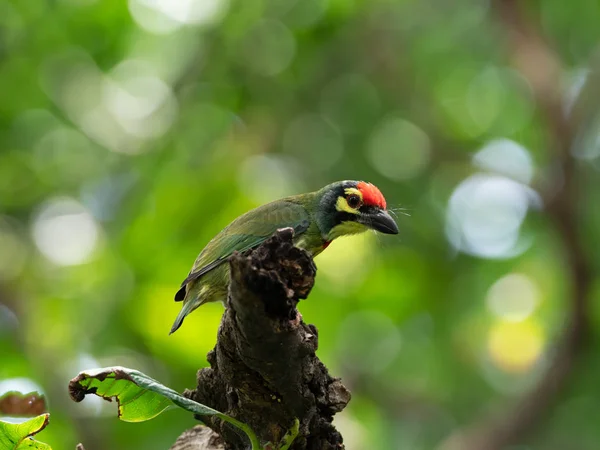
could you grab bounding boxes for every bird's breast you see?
[293,233,327,257]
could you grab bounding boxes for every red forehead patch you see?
[356,181,387,209]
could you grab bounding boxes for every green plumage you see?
[170,180,398,334]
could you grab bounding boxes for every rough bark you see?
[170,228,350,450]
[170,426,225,450]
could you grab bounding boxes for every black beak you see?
[362,209,399,235]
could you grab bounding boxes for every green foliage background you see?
[1,0,600,449]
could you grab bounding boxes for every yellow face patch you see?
[336,188,363,214]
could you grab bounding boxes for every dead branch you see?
[170,229,350,450]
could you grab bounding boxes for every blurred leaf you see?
[0,392,46,417]
[0,414,51,449]
[68,366,261,449]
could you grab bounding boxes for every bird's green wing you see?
[175,201,311,300]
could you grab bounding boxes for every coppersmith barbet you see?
[170,180,398,334]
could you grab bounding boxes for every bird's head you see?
[316,180,399,240]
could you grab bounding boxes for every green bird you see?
[170,180,398,334]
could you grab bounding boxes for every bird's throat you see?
[327,221,368,240]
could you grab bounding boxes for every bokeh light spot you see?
[41,50,103,122]
[473,138,534,184]
[467,67,534,136]
[129,0,229,35]
[367,117,431,181]
[446,174,540,259]
[466,67,504,134]
[241,20,296,76]
[437,66,533,138]
[238,155,303,205]
[487,319,545,373]
[103,60,178,139]
[41,50,143,153]
[486,273,540,322]
[32,198,100,266]
[0,378,44,397]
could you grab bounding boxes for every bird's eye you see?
[346,194,361,209]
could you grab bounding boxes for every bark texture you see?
[171,228,350,450]
[170,426,225,450]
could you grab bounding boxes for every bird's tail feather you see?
[169,297,203,335]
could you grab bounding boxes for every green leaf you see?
[278,418,299,450]
[69,366,261,449]
[0,414,51,449]
[69,367,173,422]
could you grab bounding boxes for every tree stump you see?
[170,228,350,450]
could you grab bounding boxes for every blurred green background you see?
[1,0,600,449]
